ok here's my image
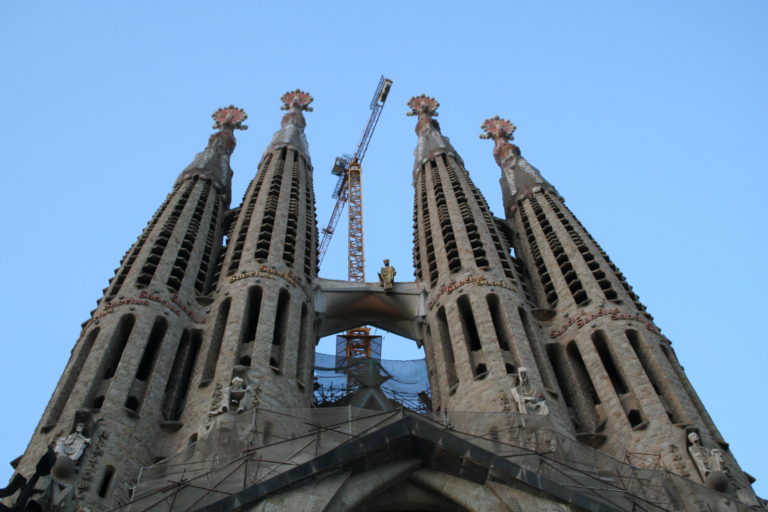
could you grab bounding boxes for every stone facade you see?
[482,115,759,504]
[3,95,763,511]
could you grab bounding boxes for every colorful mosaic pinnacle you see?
[280,89,314,112]
[480,115,516,142]
[211,105,248,131]
[406,94,439,117]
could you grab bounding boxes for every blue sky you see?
[1,0,766,497]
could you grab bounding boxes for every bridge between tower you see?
[313,278,426,345]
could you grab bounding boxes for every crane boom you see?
[318,77,392,266]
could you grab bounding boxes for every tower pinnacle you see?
[175,105,247,205]
[407,95,458,168]
[211,105,249,131]
[269,89,313,157]
[481,116,553,211]
[480,115,521,166]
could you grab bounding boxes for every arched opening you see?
[314,328,429,413]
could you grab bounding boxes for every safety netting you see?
[313,352,431,412]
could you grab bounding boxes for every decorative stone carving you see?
[378,259,396,294]
[75,430,108,499]
[510,368,549,415]
[210,377,253,415]
[208,382,225,417]
[687,431,729,492]
[227,376,251,414]
[54,424,90,463]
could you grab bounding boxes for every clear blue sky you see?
[1,0,766,497]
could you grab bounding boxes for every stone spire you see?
[267,89,313,160]
[488,117,759,502]
[407,95,460,171]
[480,116,555,216]
[407,96,568,434]
[175,105,247,206]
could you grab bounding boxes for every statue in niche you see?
[54,424,90,463]
[227,376,251,413]
[209,377,252,415]
[378,259,396,294]
[687,430,729,492]
[510,367,549,415]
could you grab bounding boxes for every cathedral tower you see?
[12,106,246,509]
[482,116,757,501]
[408,96,567,430]
[190,90,318,415]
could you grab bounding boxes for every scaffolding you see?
[314,352,431,413]
[118,407,753,512]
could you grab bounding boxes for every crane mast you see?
[318,76,392,270]
[318,76,392,364]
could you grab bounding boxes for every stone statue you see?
[227,376,251,414]
[378,259,396,294]
[510,368,549,415]
[687,431,729,492]
[54,424,90,462]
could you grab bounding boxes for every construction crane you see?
[318,76,393,363]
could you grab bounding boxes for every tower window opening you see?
[97,465,115,498]
[436,308,459,389]
[626,329,672,398]
[162,329,202,421]
[592,331,628,395]
[270,289,291,370]
[124,395,140,412]
[136,317,168,381]
[627,409,644,427]
[518,307,557,391]
[101,315,136,380]
[295,304,309,383]
[546,344,573,407]
[566,341,600,405]
[240,287,263,345]
[487,294,510,351]
[457,295,487,378]
[457,296,482,352]
[201,298,230,385]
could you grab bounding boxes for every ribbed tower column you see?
[484,116,759,502]
[10,107,244,510]
[190,90,317,418]
[408,96,569,433]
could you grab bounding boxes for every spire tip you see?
[406,95,439,117]
[480,116,516,142]
[280,90,314,112]
[211,105,248,131]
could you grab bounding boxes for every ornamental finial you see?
[480,116,516,142]
[406,95,439,117]
[280,89,314,112]
[211,105,248,131]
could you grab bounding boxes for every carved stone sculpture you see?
[378,259,396,293]
[227,376,251,414]
[54,424,90,463]
[510,368,549,415]
[687,431,729,492]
